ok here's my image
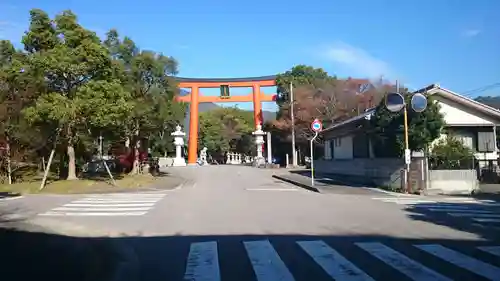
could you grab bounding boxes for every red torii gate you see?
[175,76,277,165]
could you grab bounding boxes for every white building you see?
[321,84,500,162]
[316,84,500,194]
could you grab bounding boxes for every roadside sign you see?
[404,149,411,165]
[311,119,322,132]
[310,131,319,187]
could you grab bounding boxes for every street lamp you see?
[385,81,428,193]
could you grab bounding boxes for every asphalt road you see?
[2,165,500,281]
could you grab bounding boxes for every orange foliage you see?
[272,78,387,143]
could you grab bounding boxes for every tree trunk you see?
[125,136,130,149]
[39,149,55,190]
[5,136,12,185]
[129,138,140,175]
[66,145,78,180]
[128,123,140,175]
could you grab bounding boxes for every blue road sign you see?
[311,119,322,132]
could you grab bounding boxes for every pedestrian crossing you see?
[371,196,500,226]
[38,192,166,217]
[371,196,498,205]
[174,239,500,281]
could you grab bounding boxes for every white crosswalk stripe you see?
[38,192,166,217]
[244,240,295,281]
[371,196,500,227]
[478,246,500,257]
[357,242,452,281]
[416,244,500,280]
[180,240,500,281]
[298,240,374,281]
[184,241,220,281]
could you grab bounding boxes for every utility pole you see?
[290,81,297,167]
[398,81,411,194]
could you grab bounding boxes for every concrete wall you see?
[158,157,174,167]
[428,170,479,195]
[332,135,353,159]
[315,158,404,188]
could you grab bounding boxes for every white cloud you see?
[322,42,393,78]
[462,29,481,37]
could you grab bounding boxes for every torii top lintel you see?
[176,75,277,88]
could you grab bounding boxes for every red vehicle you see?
[115,149,149,173]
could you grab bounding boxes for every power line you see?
[462,82,500,98]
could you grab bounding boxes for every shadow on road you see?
[403,200,500,241]
[288,170,371,188]
[1,227,499,281]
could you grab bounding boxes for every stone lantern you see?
[171,125,186,166]
[252,124,266,166]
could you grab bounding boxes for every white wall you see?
[430,97,499,161]
[429,170,478,195]
[332,135,353,159]
[436,98,494,126]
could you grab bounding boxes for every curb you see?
[272,175,320,193]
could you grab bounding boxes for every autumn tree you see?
[272,66,386,155]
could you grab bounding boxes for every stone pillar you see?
[171,125,186,166]
[266,132,272,163]
[226,152,231,164]
[252,124,266,166]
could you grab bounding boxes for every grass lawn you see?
[0,173,163,195]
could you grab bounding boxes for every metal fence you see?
[476,159,500,184]
[428,156,476,170]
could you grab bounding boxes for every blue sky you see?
[1,0,499,112]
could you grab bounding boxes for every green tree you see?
[102,28,184,173]
[275,64,332,95]
[429,135,474,169]
[198,107,255,157]
[21,9,58,53]
[126,50,181,173]
[199,112,228,155]
[143,88,186,157]
[22,10,126,180]
[369,91,445,157]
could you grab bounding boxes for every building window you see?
[458,135,474,150]
[334,137,342,147]
[330,139,335,159]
